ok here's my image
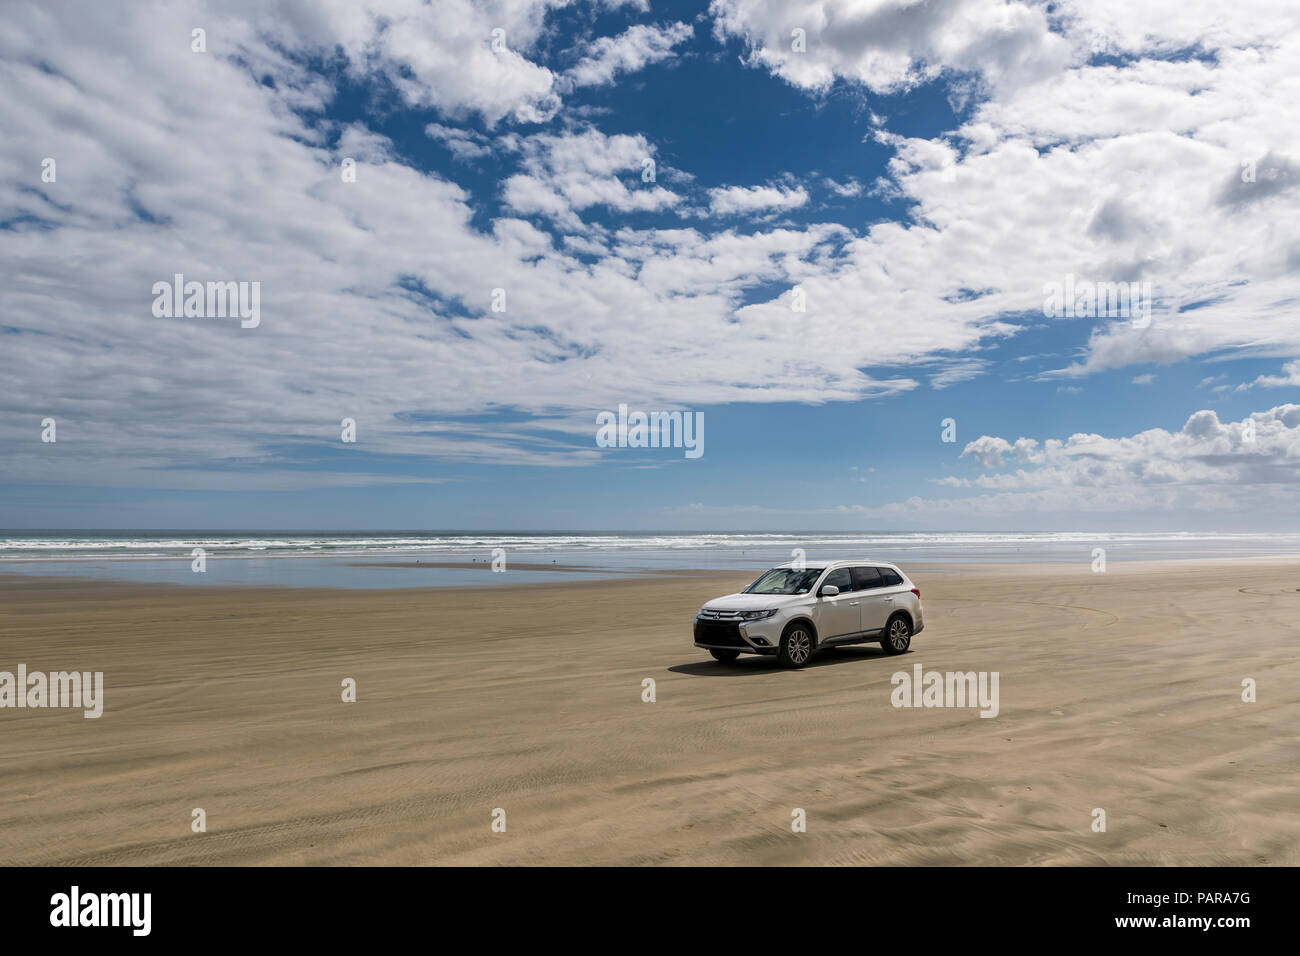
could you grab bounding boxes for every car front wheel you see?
[777,624,814,668]
[881,614,912,655]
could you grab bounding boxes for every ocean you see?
[2,530,1298,589]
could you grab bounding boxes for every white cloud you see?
[4,0,1300,498]
[823,176,865,197]
[709,0,1300,381]
[935,405,1300,513]
[929,360,987,389]
[960,435,1039,468]
[501,127,682,229]
[426,123,493,162]
[263,0,570,125]
[0,3,931,489]
[705,183,810,216]
[564,21,693,88]
[709,0,1070,94]
[1238,360,1300,390]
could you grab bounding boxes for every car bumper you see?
[693,617,781,654]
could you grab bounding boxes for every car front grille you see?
[697,608,745,622]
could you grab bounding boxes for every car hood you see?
[701,592,809,611]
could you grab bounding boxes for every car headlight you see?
[740,609,777,621]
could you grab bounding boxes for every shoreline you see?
[3,551,1300,594]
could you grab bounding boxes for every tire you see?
[777,623,814,668]
[881,614,912,655]
[709,648,740,663]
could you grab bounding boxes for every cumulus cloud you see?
[4,0,1300,500]
[710,0,1300,380]
[705,183,810,216]
[425,123,493,162]
[939,406,1300,513]
[264,0,568,125]
[564,21,693,88]
[501,127,682,229]
[960,435,1039,468]
[0,2,924,489]
[823,176,865,197]
[709,0,1070,94]
[1238,360,1300,390]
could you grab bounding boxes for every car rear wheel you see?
[709,648,740,663]
[881,614,912,655]
[777,624,814,668]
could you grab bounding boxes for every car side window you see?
[851,566,883,591]
[877,568,903,587]
[821,568,852,593]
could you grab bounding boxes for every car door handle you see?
[849,601,859,606]
[884,597,894,603]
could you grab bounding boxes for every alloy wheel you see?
[787,628,811,665]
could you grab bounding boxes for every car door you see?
[852,566,891,632]
[863,567,907,631]
[817,567,860,638]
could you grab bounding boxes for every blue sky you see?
[2,0,1299,531]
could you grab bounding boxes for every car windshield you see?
[744,567,824,595]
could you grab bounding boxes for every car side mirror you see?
[820,584,839,597]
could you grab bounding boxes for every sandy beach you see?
[1,558,1297,866]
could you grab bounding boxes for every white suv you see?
[693,560,924,668]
